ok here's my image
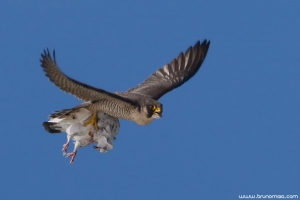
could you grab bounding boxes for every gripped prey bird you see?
[41,40,210,131]
[45,108,120,163]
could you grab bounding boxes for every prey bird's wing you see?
[40,49,135,106]
[127,40,210,100]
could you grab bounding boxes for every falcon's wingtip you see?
[201,39,210,48]
[40,48,56,63]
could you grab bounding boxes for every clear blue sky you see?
[0,1,299,199]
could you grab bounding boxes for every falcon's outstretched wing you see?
[40,49,135,106]
[127,40,210,100]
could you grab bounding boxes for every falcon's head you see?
[148,104,163,119]
[141,99,163,119]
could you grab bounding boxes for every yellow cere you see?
[155,107,161,113]
[150,105,161,113]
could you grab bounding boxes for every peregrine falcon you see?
[41,40,210,130]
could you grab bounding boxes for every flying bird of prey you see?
[41,40,210,131]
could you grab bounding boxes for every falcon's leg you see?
[83,111,99,130]
[62,135,72,155]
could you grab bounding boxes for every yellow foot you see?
[84,111,99,130]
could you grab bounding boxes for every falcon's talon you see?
[83,111,99,130]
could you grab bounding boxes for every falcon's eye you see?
[150,105,156,110]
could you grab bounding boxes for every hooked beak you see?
[150,105,162,119]
[152,108,162,119]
